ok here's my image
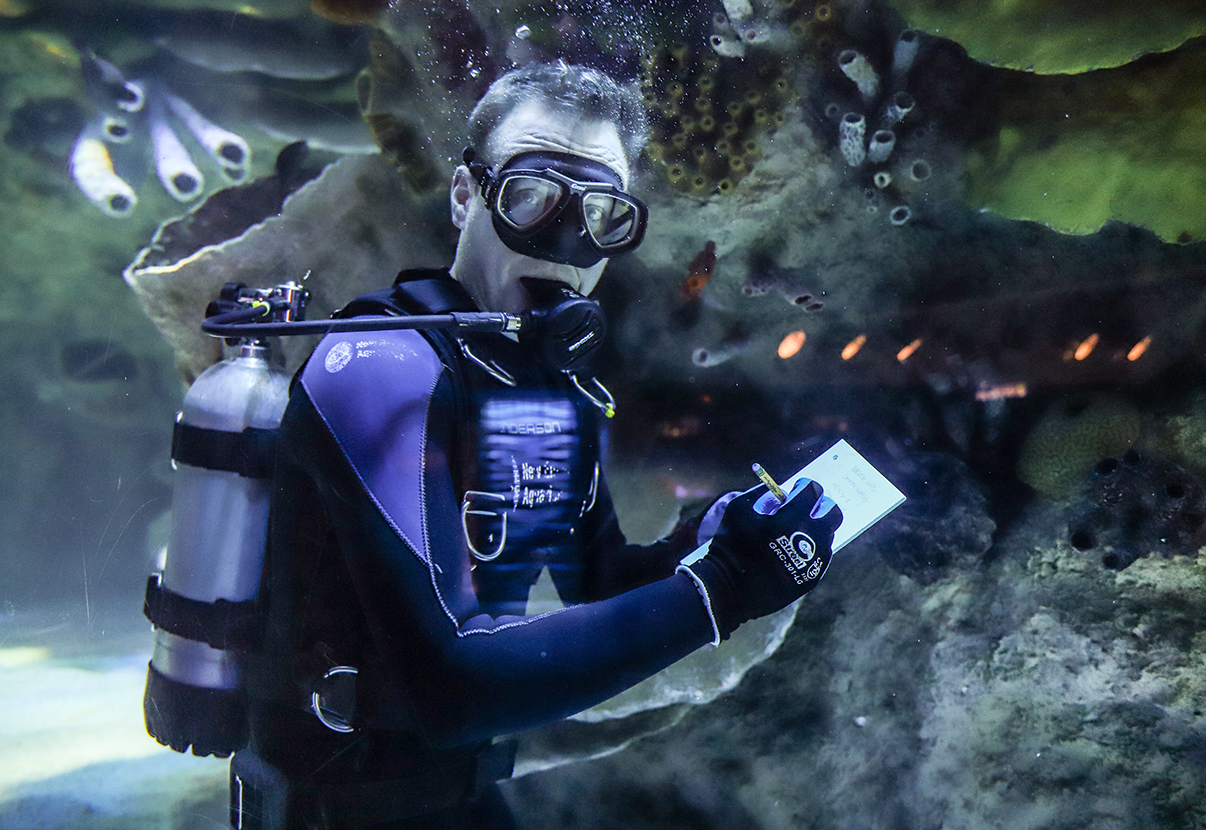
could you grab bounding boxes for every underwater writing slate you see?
[780,439,906,552]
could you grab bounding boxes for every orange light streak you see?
[1073,333,1099,361]
[841,334,867,360]
[896,338,922,362]
[1127,336,1152,362]
[778,330,807,359]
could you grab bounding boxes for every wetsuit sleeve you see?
[290,330,716,749]
[577,479,710,601]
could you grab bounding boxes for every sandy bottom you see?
[0,605,228,829]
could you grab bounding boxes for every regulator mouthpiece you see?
[519,278,606,372]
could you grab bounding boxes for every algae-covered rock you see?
[888,0,1206,73]
[509,501,1206,830]
[1066,449,1206,571]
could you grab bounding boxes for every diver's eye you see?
[583,202,605,226]
[499,175,562,228]
[582,193,639,247]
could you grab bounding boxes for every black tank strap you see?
[144,574,261,650]
[172,421,277,479]
[333,269,476,319]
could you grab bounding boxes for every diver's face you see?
[449,100,630,314]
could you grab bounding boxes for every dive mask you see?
[464,147,648,268]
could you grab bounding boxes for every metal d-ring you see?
[461,490,508,561]
[311,665,358,733]
[460,341,516,387]
[568,373,616,418]
[580,462,600,517]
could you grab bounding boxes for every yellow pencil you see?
[751,462,787,502]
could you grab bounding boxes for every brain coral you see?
[1017,396,1141,497]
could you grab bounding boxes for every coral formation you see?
[1017,396,1141,498]
[1067,449,1206,570]
[790,23,979,231]
[3,8,370,216]
[640,41,790,196]
[964,38,1206,242]
[888,0,1206,73]
[124,153,449,380]
[638,0,866,196]
[510,497,1206,830]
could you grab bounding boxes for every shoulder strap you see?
[333,269,471,370]
[332,268,474,469]
[389,269,478,315]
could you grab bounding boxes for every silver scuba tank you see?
[143,337,289,757]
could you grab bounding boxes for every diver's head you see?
[449,63,648,315]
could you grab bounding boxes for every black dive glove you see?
[678,478,842,643]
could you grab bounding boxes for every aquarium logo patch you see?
[325,341,353,373]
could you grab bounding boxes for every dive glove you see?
[679,478,842,643]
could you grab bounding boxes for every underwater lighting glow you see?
[1073,333,1099,361]
[778,330,806,359]
[975,383,1028,401]
[841,334,867,360]
[896,338,922,362]
[1127,336,1152,361]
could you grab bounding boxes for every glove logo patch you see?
[790,532,817,563]
[771,533,820,585]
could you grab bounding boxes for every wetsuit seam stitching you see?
[300,346,435,568]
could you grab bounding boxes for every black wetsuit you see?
[233,271,715,829]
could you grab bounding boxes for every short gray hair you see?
[467,62,648,169]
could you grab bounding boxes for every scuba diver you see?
[143,62,843,829]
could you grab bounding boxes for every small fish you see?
[679,240,717,302]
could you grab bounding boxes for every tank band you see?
[144,574,261,650]
[172,421,277,479]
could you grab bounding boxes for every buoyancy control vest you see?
[339,270,611,617]
[142,270,615,756]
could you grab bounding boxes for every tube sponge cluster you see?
[821,29,933,225]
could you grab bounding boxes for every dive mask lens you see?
[581,191,644,251]
[496,175,566,231]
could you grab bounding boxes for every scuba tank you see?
[142,282,301,757]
